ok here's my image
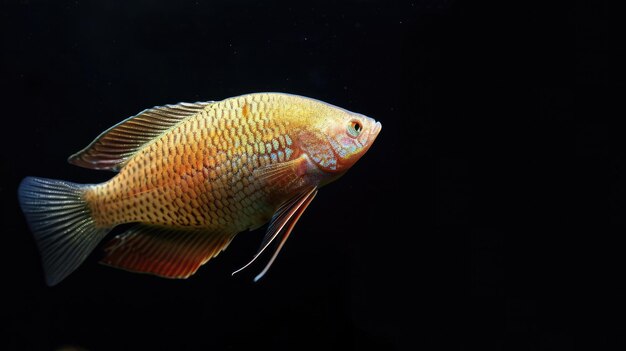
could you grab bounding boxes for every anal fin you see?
[101,225,236,279]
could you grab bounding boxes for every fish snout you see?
[371,121,382,137]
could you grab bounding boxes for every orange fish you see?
[18,93,381,285]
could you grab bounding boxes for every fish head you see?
[325,112,382,172]
[296,100,382,176]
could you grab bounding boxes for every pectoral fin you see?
[252,156,306,186]
[232,187,318,281]
[101,224,236,279]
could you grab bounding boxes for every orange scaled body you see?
[18,93,381,285]
[86,94,297,230]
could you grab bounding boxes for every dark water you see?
[0,1,610,350]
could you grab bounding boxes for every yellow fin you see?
[252,156,307,185]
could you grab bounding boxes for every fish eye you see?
[347,120,363,138]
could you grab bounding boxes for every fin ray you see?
[232,187,318,279]
[254,188,317,282]
[252,157,304,185]
[68,101,214,171]
[18,177,111,286]
[101,224,237,279]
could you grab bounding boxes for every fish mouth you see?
[370,121,382,139]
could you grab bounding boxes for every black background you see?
[0,1,613,350]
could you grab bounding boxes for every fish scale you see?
[18,92,381,285]
[87,95,292,230]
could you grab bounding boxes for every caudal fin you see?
[17,177,111,286]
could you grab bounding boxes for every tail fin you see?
[17,177,111,286]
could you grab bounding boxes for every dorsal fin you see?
[68,101,214,171]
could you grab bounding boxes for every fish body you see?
[18,93,381,285]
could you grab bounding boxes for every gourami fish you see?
[18,93,381,286]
